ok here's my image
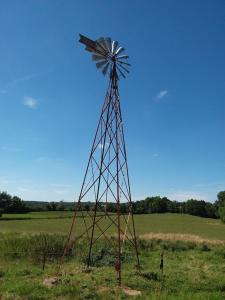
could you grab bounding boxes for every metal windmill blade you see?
[79,34,130,79]
[102,62,110,76]
[117,54,129,60]
[111,40,118,54]
[104,37,112,52]
[92,54,106,61]
[115,47,125,56]
[97,37,108,52]
[96,60,108,69]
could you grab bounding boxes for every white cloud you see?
[98,142,109,150]
[1,73,37,94]
[14,74,36,84]
[168,191,207,201]
[54,189,70,194]
[23,96,38,109]
[50,183,72,188]
[155,90,168,100]
[152,153,159,159]
[17,187,31,192]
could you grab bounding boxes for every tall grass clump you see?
[0,233,66,262]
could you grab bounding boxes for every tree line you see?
[1,190,225,223]
[0,191,29,216]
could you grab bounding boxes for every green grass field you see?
[0,213,225,299]
[1,211,75,219]
[0,234,225,300]
[0,213,225,241]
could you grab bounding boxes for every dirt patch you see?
[122,287,142,296]
[43,277,59,288]
[98,286,111,293]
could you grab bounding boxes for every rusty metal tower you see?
[60,34,140,285]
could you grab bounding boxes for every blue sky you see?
[0,0,225,202]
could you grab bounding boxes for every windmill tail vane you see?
[58,34,139,286]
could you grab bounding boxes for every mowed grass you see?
[0,213,224,241]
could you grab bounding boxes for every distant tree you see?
[0,191,11,210]
[46,202,57,211]
[4,196,29,213]
[215,191,225,222]
[133,196,170,214]
[185,199,206,217]
[0,191,29,214]
[120,203,128,214]
[204,202,217,218]
[168,201,179,213]
[218,206,225,223]
[58,201,65,211]
[106,202,116,213]
[217,191,225,205]
[84,202,91,211]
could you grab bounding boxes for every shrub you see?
[0,270,5,278]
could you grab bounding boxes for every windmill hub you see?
[79,34,130,78]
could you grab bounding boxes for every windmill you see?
[59,34,140,286]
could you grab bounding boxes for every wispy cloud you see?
[0,73,37,94]
[17,187,31,192]
[155,90,168,100]
[168,191,207,201]
[54,189,70,194]
[152,153,159,159]
[13,74,36,84]
[50,183,72,188]
[23,96,38,109]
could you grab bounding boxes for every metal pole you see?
[113,64,122,286]
[87,77,113,268]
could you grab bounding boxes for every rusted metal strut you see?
[58,58,140,286]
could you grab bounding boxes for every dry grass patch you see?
[139,233,225,245]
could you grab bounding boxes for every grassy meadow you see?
[0,212,225,241]
[0,213,225,299]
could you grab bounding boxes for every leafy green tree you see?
[0,191,29,214]
[215,191,225,222]
[217,191,225,205]
[185,199,206,217]
[218,206,225,222]
[4,196,29,213]
[46,202,58,211]
[0,191,11,210]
